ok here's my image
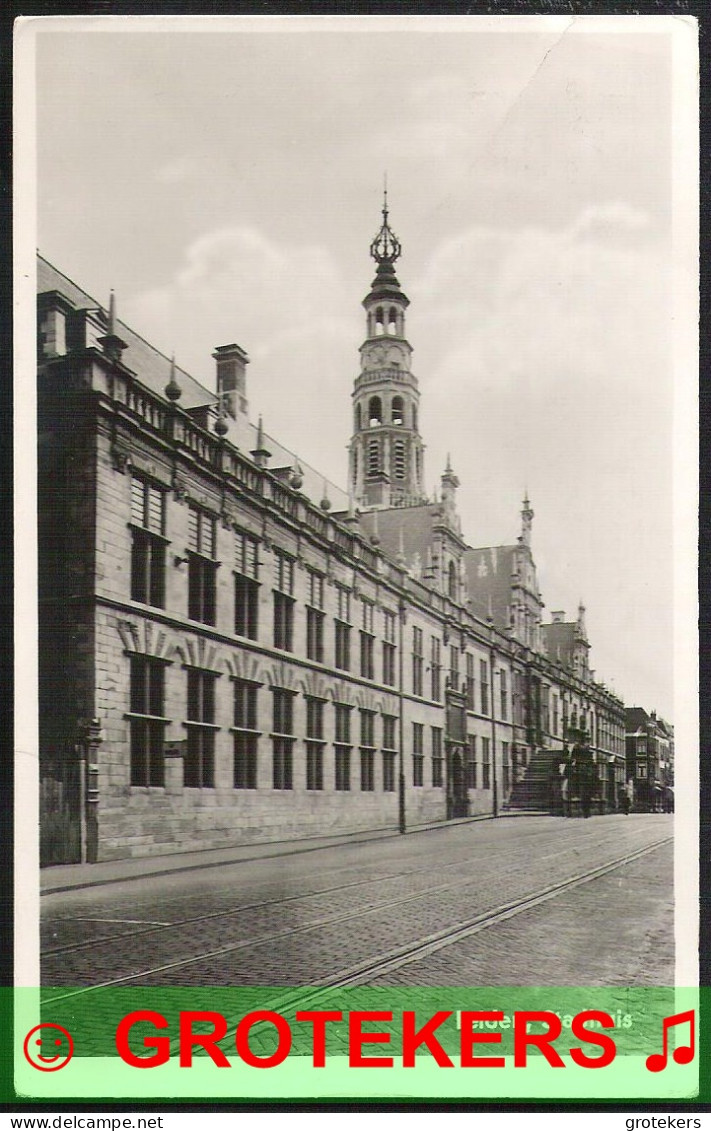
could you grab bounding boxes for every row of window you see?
[130,654,516,796]
[131,480,616,735]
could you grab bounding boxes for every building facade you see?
[625,707,675,812]
[38,204,626,864]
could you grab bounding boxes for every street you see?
[41,813,674,991]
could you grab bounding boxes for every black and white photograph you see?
[15,13,698,1063]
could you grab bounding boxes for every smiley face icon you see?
[23,1023,74,1071]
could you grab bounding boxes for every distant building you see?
[38,199,627,864]
[625,707,674,811]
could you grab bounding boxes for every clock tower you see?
[348,193,426,509]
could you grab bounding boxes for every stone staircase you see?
[505,749,557,812]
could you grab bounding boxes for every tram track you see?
[42,821,640,958]
[43,834,671,1008]
[160,834,673,1054]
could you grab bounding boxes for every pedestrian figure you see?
[621,792,631,815]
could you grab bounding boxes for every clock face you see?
[369,344,388,365]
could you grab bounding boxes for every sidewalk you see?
[40,811,500,895]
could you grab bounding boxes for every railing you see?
[268,479,300,520]
[354,368,416,390]
[125,385,167,431]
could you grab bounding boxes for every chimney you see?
[213,343,249,420]
[551,610,565,623]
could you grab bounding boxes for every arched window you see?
[375,307,385,336]
[393,440,405,480]
[388,307,398,335]
[448,561,457,600]
[368,396,382,426]
[368,439,380,477]
[354,404,361,432]
[391,396,404,425]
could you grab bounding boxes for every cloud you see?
[122,225,356,473]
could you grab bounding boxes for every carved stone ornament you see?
[172,475,189,504]
[110,444,132,474]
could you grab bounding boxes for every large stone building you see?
[37,201,626,864]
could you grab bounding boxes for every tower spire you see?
[520,492,534,548]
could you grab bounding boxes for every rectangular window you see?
[273,550,295,596]
[382,610,397,687]
[449,646,459,691]
[306,571,325,663]
[306,607,325,663]
[235,574,259,640]
[334,703,352,791]
[382,751,396,792]
[467,734,477,789]
[129,655,166,787]
[335,747,351,791]
[308,569,325,610]
[187,508,217,626]
[502,741,510,793]
[273,551,295,651]
[382,642,396,687]
[431,726,443,788]
[360,631,374,679]
[273,738,293,790]
[273,591,295,651]
[335,621,351,671]
[361,598,375,633]
[185,669,216,788]
[413,722,424,787]
[480,660,489,716]
[188,506,216,557]
[305,697,325,791]
[131,476,165,533]
[336,584,351,624]
[188,556,217,625]
[234,532,259,640]
[236,530,259,579]
[360,749,375,791]
[272,688,295,790]
[130,478,166,608]
[482,736,491,790]
[273,688,294,736]
[360,709,375,748]
[430,637,441,702]
[306,742,323,791]
[552,695,559,737]
[234,679,258,731]
[412,626,424,697]
[335,703,351,744]
[500,670,508,721]
[233,732,257,789]
[383,714,397,752]
[466,653,476,712]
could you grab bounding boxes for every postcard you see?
[13,11,700,1108]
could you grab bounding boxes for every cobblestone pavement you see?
[42,814,673,991]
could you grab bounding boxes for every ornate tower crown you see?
[370,187,401,266]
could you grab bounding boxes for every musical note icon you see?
[645,1010,695,1072]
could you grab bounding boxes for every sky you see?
[29,15,697,721]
